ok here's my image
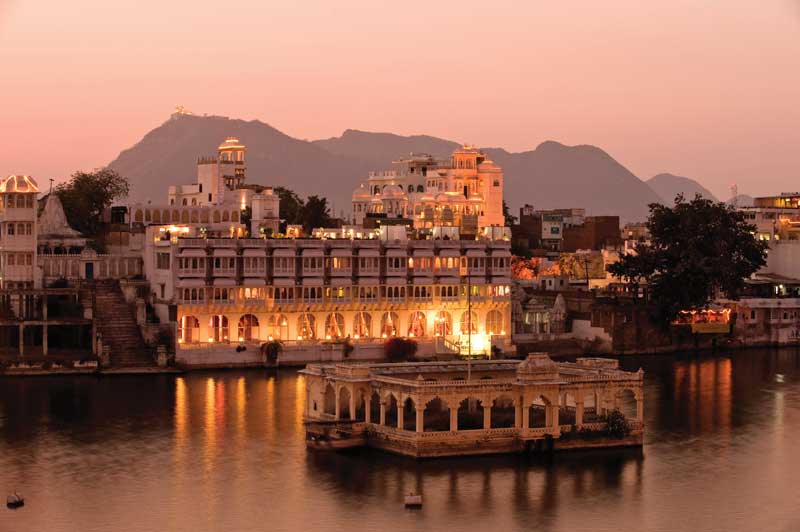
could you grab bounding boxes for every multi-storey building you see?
[0,175,39,289]
[351,147,505,233]
[145,228,513,359]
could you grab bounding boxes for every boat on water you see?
[404,493,423,508]
[6,493,24,509]
[305,420,365,451]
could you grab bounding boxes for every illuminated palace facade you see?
[150,232,513,360]
[351,147,505,233]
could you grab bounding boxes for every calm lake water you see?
[1,350,799,532]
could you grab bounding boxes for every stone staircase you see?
[93,279,154,368]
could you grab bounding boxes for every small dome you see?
[468,192,484,202]
[435,192,463,203]
[218,137,245,151]
[352,183,370,199]
[381,185,405,197]
[478,159,501,172]
[0,175,39,193]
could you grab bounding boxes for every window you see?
[156,253,170,270]
[210,315,229,342]
[238,314,259,342]
[353,312,372,338]
[7,254,14,265]
[7,224,14,236]
[297,313,316,339]
[486,310,504,334]
[358,285,378,302]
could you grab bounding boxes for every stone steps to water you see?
[93,280,154,368]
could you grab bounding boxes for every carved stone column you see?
[416,406,424,433]
[449,407,458,432]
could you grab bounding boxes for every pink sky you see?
[1,0,798,199]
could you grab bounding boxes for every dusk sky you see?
[1,0,798,198]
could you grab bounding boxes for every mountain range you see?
[108,113,724,222]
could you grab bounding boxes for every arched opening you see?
[144,209,152,222]
[583,392,602,422]
[134,209,143,222]
[232,210,240,222]
[369,392,381,423]
[457,397,484,430]
[491,395,515,428]
[324,312,345,339]
[213,211,221,223]
[152,210,161,223]
[423,397,450,432]
[402,398,416,431]
[407,311,426,337]
[338,387,352,420]
[620,389,637,419]
[381,312,399,337]
[323,384,336,416]
[171,210,180,222]
[238,314,259,342]
[384,394,398,427]
[297,313,316,339]
[179,315,199,343]
[560,393,577,426]
[222,211,230,222]
[209,315,228,342]
[268,314,289,340]
[460,311,478,334]
[353,311,371,338]
[434,311,452,336]
[191,210,199,223]
[486,309,503,335]
[181,210,189,223]
[354,390,366,421]
[416,185,424,193]
[529,395,551,428]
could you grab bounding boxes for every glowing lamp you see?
[207,338,214,343]
[238,337,244,343]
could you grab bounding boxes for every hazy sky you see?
[1,0,799,198]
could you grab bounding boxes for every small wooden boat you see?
[6,493,24,509]
[404,493,423,508]
[305,419,366,451]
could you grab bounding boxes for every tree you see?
[384,337,418,362]
[607,195,767,324]
[56,168,129,238]
[274,186,305,230]
[301,195,332,234]
[503,201,517,226]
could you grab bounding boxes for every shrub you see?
[342,339,354,358]
[42,360,53,370]
[605,409,631,438]
[384,337,418,362]
[262,340,283,365]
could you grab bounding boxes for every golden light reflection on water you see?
[204,377,216,474]
[673,357,732,436]
[236,376,247,439]
[295,374,306,431]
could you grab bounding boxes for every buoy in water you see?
[6,493,24,509]
[404,493,422,508]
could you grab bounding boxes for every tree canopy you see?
[56,168,130,238]
[607,195,767,324]
[273,187,333,234]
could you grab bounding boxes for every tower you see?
[0,175,39,289]
[218,137,246,191]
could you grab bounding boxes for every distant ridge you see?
[646,173,718,204]
[110,113,684,221]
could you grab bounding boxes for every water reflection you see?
[0,350,798,532]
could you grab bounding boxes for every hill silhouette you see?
[646,173,718,204]
[110,113,667,221]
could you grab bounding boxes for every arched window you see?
[238,314,259,342]
[460,311,478,334]
[325,313,345,339]
[179,315,200,343]
[381,312,399,337]
[182,198,187,206]
[297,313,316,340]
[153,210,161,223]
[486,310,504,335]
[434,311,452,336]
[232,210,240,222]
[191,198,197,206]
[353,312,372,338]
[134,209,143,222]
[181,210,190,223]
[213,210,221,223]
[210,315,228,342]
[191,210,199,223]
[408,311,426,337]
[417,185,424,193]
[268,314,289,339]
[407,185,414,193]
[222,211,230,222]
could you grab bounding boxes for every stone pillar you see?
[416,406,424,433]
[365,400,372,423]
[522,406,529,430]
[636,397,644,422]
[18,323,24,357]
[349,391,356,421]
[545,404,552,427]
[43,324,48,356]
[483,406,491,430]
[397,402,404,429]
[379,401,386,425]
[575,401,584,427]
[550,404,559,428]
[449,407,458,432]
[334,390,341,420]
[514,403,522,428]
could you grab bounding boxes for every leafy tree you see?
[384,337,418,362]
[503,201,517,226]
[607,195,767,324]
[56,168,129,238]
[301,195,332,234]
[605,410,631,438]
[274,186,305,230]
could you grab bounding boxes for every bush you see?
[42,360,53,370]
[605,409,631,438]
[384,337,418,362]
[342,339,354,358]
[261,340,283,365]
[48,277,70,289]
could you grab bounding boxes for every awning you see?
[490,249,512,257]
[179,249,206,257]
[272,248,296,257]
[242,278,266,287]
[302,277,324,286]
[357,277,380,286]
[465,276,486,285]
[243,248,265,257]
[330,277,351,287]
[330,248,352,257]
[436,276,461,285]
[176,278,206,287]
[491,276,512,284]
[413,277,434,285]
[438,249,461,257]
[466,249,487,257]
[301,248,324,256]
[356,248,380,257]
[272,278,296,287]
[412,248,434,257]
[213,248,237,257]
[385,277,406,285]
[213,278,236,286]
[386,248,407,257]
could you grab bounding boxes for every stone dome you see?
[0,175,39,193]
[381,185,405,197]
[352,183,370,199]
[478,159,502,172]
